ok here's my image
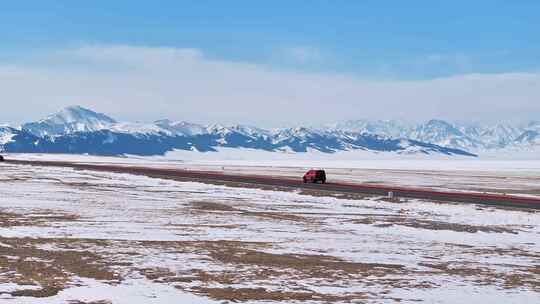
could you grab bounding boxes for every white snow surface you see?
[5,279,219,304]
[0,159,539,303]
[6,150,540,198]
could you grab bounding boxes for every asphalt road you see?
[4,159,540,210]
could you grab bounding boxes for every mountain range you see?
[1,106,538,157]
[0,106,478,157]
[328,119,540,152]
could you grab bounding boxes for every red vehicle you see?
[303,169,326,184]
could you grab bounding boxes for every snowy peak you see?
[411,120,480,150]
[273,127,326,144]
[40,106,117,127]
[413,120,464,142]
[203,124,268,139]
[417,119,462,136]
[477,124,521,148]
[276,127,316,138]
[328,119,412,139]
[228,125,271,138]
[22,106,117,137]
[56,106,116,123]
[154,120,207,136]
[206,124,234,136]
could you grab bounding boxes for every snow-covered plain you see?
[7,150,540,198]
[0,161,539,303]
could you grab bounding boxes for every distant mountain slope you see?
[515,130,540,146]
[411,119,483,150]
[0,106,476,157]
[0,126,43,153]
[328,119,413,139]
[327,119,540,152]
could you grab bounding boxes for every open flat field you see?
[0,157,539,303]
[8,152,540,198]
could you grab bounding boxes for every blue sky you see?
[2,1,539,78]
[1,1,539,125]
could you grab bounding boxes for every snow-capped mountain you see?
[0,106,476,157]
[475,124,523,149]
[327,119,413,139]
[327,118,540,153]
[411,120,483,151]
[3,106,539,157]
[22,106,116,137]
[154,120,207,136]
[417,121,538,151]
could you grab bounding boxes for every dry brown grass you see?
[419,261,540,291]
[191,286,369,302]
[136,239,408,301]
[189,201,310,223]
[1,230,537,302]
[207,247,405,277]
[348,215,518,234]
[0,237,120,298]
[178,240,539,294]
[0,210,80,228]
[189,201,238,212]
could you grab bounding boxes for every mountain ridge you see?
[0,106,477,157]
[325,118,540,152]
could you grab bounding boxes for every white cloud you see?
[0,45,539,126]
